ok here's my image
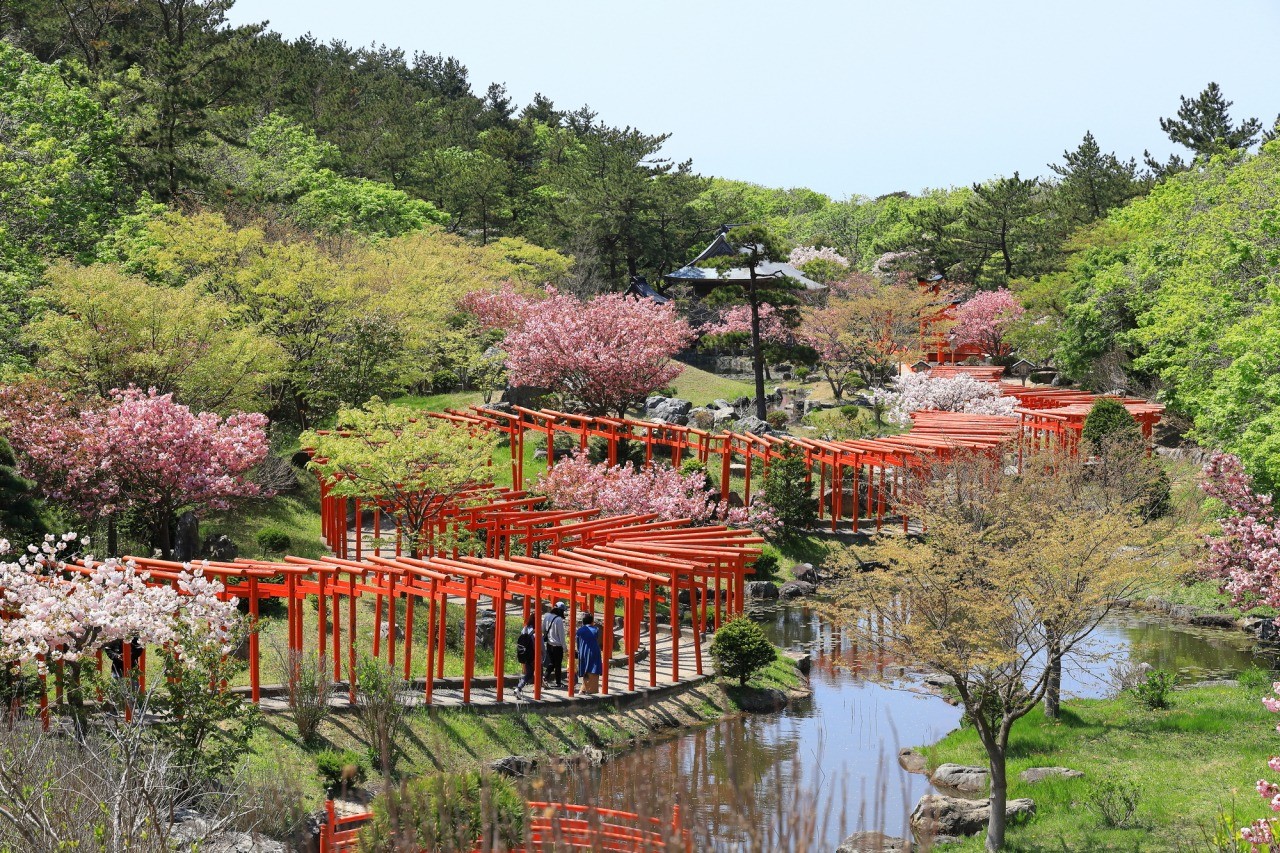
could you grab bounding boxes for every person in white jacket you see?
[541,601,567,688]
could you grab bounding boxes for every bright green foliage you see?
[359,771,524,851]
[762,443,816,534]
[23,262,282,413]
[1129,669,1176,710]
[255,527,292,557]
[709,616,777,686]
[314,748,368,791]
[302,399,498,557]
[0,42,127,369]
[1080,398,1141,448]
[0,437,47,540]
[152,621,261,785]
[1060,143,1280,488]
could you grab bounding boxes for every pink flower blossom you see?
[882,373,1017,425]
[535,454,780,536]
[950,288,1024,357]
[462,285,694,415]
[788,246,850,269]
[699,303,792,347]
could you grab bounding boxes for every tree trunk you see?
[749,273,767,420]
[985,739,1008,851]
[107,516,118,559]
[1045,643,1062,720]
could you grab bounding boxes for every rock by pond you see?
[898,748,928,775]
[491,755,538,778]
[929,763,988,794]
[909,794,1034,838]
[747,581,779,600]
[778,580,816,600]
[1019,766,1084,783]
[836,830,913,852]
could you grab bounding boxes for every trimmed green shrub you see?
[762,443,815,534]
[1081,398,1140,448]
[750,551,779,581]
[315,748,368,791]
[765,410,790,430]
[359,771,524,852]
[709,617,776,686]
[256,527,292,558]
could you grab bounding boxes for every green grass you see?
[922,684,1277,851]
[669,364,756,407]
[204,474,329,561]
[390,391,486,413]
[1147,579,1277,620]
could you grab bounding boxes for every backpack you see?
[515,631,534,663]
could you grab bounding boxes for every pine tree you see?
[1144,82,1262,176]
[1049,131,1143,225]
[0,437,47,540]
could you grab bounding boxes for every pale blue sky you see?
[228,0,1280,198]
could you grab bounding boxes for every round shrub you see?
[314,748,368,791]
[709,616,776,686]
[751,551,779,580]
[1081,397,1141,448]
[765,410,790,430]
[256,527,292,558]
[359,771,524,852]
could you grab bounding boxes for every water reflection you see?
[548,605,1270,849]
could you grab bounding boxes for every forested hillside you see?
[2,0,1280,485]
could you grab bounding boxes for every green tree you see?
[702,226,805,419]
[1049,131,1145,225]
[1080,397,1139,448]
[761,443,815,533]
[709,616,777,686]
[0,41,128,369]
[1144,81,1262,176]
[0,437,47,541]
[302,398,499,557]
[24,263,282,413]
[958,173,1057,286]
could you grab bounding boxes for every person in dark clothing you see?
[541,601,567,688]
[515,614,537,698]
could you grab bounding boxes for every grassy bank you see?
[922,684,1276,851]
[247,650,805,811]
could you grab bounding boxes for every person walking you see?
[541,601,567,689]
[576,612,603,695]
[514,613,537,699]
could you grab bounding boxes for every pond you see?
[544,604,1273,849]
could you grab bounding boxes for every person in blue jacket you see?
[576,612,603,694]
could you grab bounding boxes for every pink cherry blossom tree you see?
[536,454,780,536]
[951,288,1025,357]
[883,373,1017,425]
[1201,452,1280,615]
[0,384,270,557]
[699,303,792,347]
[464,285,695,416]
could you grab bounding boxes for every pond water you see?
[545,605,1273,850]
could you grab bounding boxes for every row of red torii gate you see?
[37,371,1161,718]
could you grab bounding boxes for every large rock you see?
[836,831,913,852]
[897,748,928,775]
[171,809,286,852]
[174,511,200,562]
[909,795,1034,839]
[930,764,988,794]
[201,534,238,563]
[1190,613,1237,630]
[747,581,779,600]
[731,686,788,713]
[792,562,819,584]
[777,580,816,600]
[735,415,773,435]
[645,396,693,425]
[1019,766,1084,784]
